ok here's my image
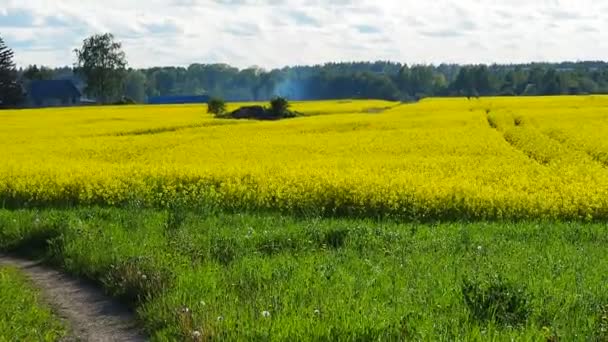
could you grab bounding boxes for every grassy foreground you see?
[0,266,66,341]
[1,207,607,340]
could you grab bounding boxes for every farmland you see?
[2,96,608,220]
[1,96,608,340]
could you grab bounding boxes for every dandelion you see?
[217,315,224,322]
[314,309,321,315]
[141,274,147,280]
[192,330,201,339]
[477,245,483,251]
[200,300,206,307]
[262,310,271,318]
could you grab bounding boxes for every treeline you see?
[20,61,608,102]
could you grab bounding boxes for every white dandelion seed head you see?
[141,274,147,280]
[192,330,201,338]
[217,315,224,322]
[477,245,483,251]
[262,310,271,318]
[314,309,321,315]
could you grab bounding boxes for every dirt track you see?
[0,256,146,342]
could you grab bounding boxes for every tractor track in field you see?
[0,255,146,342]
[485,111,548,166]
[486,110,608,169]
[541,130,608,168]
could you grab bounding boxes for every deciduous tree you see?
[74,33,127,103]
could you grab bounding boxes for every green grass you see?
[1,207,608,341]
[0,266,66,341]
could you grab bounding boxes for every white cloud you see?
[0,0,606,68]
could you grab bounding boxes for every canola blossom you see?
[1,97,608,220]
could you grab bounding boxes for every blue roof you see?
[148,95,210,105]
[28,80,81,100]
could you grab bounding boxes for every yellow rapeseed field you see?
[2,96,608,220]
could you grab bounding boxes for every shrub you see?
[224,97,300,120]
[207,97,227,117]
[269,97,290,117]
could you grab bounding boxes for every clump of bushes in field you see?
[206,97,227,117]
[208,96,301,120]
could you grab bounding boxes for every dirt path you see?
[0,256,146,342]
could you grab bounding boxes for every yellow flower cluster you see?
[1,97,608,220]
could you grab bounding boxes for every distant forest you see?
[20,61,608,102]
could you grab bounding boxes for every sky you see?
[0,0,606,69]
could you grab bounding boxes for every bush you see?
[207,97,227,117]
[223,97,300,120]
[269,97,290,117]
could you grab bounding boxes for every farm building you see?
[148,95,210,105]
[26,80,82,107]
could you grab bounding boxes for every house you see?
[26,80,82,107]
[147,95,210,105]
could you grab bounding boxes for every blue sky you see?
[0,0,606,69]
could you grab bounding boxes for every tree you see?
[0,36,23,108]
[22,65,54,81]
[152,69,177,96]
[74,33,127,103]
[34,60,608,101]
[123,70,147,103]
[207,97,227,117]
[269,96,290,117]
[541,68,561,95]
